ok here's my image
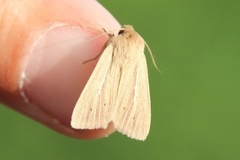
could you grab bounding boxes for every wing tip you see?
[124,132,148,141]
[71,120,80,129]
[115,127,149,141]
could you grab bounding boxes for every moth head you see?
[118,25,135,35]
[118,28,125,35]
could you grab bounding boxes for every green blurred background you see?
[1,0,240,159]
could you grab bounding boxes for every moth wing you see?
[113,52,151,141]
[71,44,114,129]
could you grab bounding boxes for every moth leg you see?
[83,53,102,64]
[83,29,114,64]
[83,28,115,64]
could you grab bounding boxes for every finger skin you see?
[0,0,120,139]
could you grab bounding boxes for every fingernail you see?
[19,24,108,136]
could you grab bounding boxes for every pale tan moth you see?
[71,25,157,141]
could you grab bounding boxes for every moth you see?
[71,25,157,141]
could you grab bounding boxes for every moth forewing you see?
[71,25,152,141]
[110,29,150,140]
[71,45,114,129]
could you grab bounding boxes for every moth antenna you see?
[103,28,114,37]
[144,41,161,73]
[84,26,122,42]
[84,32,110,43]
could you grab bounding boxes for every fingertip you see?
[20,24,110,138]
[0,0,120,139]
